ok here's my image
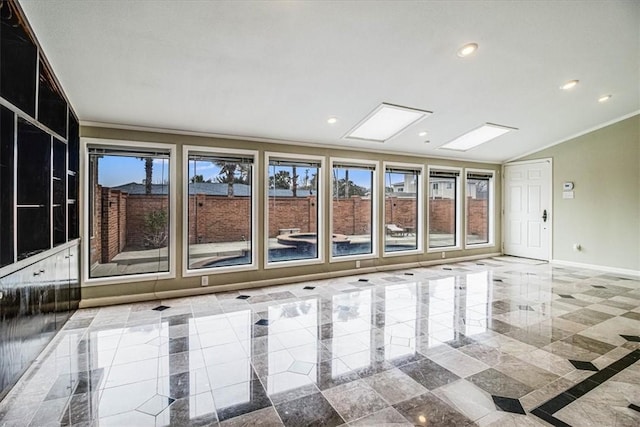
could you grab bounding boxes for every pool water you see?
[204,243,416,267]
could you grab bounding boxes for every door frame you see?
[501,158,553,261]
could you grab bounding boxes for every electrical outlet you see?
[356,260,361,268]
[201,276,209,286]
[441,252,445,259]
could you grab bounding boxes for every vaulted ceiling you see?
[19,0,640,162]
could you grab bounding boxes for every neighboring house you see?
[428,180,486,199]
[429,178,455,199]
[390,181,405,192]
[390,175,418,193]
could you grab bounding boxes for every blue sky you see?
[98,156,169,187]
[98,156,402,189]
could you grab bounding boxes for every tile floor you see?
[1,257,639,426]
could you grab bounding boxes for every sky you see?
[97,155,404,189]
[98,156,169,187]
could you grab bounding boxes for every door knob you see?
[542,209,548,222]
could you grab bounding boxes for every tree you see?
[291,166,298,197]
[190,174,211,183]
[214,161,239,196]
[138,157,154,194]
[333,178,367,198]
[269,170,291,189]
[143,209,168,249]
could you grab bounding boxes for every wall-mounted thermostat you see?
[563,182,574,191]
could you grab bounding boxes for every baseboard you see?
[551,259,640,278]
[79,252,501,308]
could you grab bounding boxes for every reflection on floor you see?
[1,256,639,426]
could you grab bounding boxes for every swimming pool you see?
[203,242,416,267]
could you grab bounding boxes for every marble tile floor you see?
[1,256,639,426]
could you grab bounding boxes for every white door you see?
[503,160,551,260]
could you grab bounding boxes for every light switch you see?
[563,191,574,199]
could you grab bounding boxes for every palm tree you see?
[214,161,238,196]
[138,157,153,194]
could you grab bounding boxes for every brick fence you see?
[93,190,488,263]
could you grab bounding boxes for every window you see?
[466,170,494,246]
[266,154,323,265]
[331,160,376,259]
[429,168,461,249]
[384,164,422,254]
[86,142,175,281]
[185,148,256,272]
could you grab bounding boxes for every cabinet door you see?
[0,269,22,398]
[69,244,80,310]
[54,249,71,328]
[0,105,14,267]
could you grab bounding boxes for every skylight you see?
[439,123,516,151]
[344,103,431,142]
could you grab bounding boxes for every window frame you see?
[329,157,378,263]
[264,152,325,269]
[464,168,495,249]
[182,145,259,277]
[382,161,424,257]
[427,165,462,252]
[82,138,177,286]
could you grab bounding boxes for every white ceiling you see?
[19,0,640,163]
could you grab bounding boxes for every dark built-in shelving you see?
[0,0,80,402]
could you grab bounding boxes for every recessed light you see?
[344,103,432,142]
[598,94,612,103]
[561,80,579,90]
[327,117,338,124]
[457,43,478,57]
[440,123,517,151]
[418,131,428,137]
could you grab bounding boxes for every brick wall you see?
[189,194,251,244]
[267,196,317,238]
[92,193,490,263]
[126,195,170,248]
[90,184,101,266]
[332,197,372,235]
[384,197,417,229]
[429,198,455,234]
[100,188,128,263]
[467,198,488,238]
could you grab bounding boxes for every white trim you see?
[464,168,495,248]
[329,157,378,263]
[427,164,462,252]
[79,252,502,308]
[504,111,640,163]
[264,152,325,269]
[181,145,259,277]
[551,259,640,278]
[382,161,424,256]
[80,120,501,165]
[81,138,177,287]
